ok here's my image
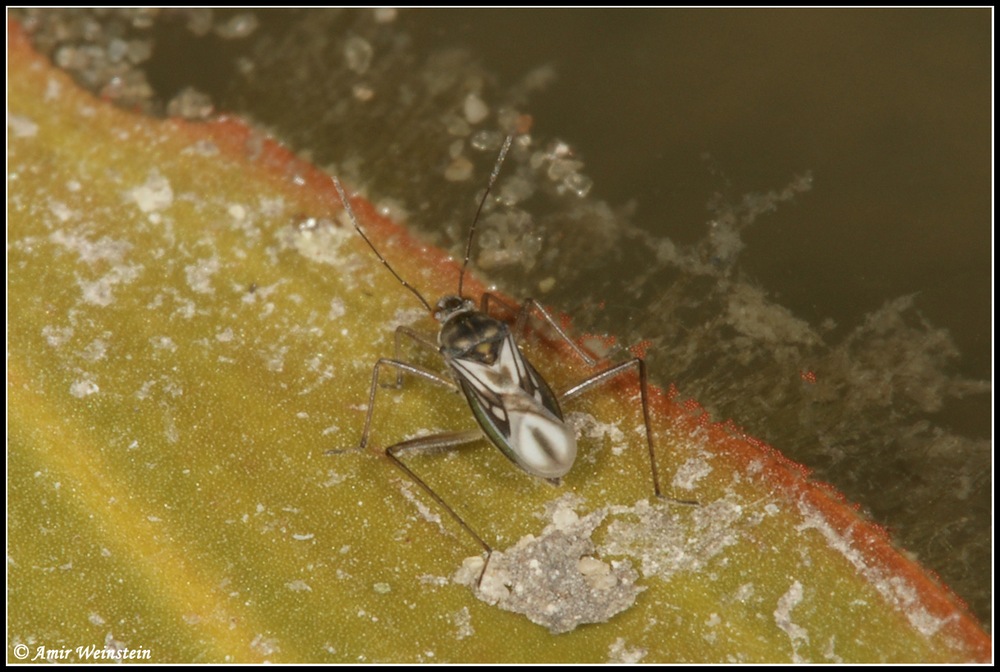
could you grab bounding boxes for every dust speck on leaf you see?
[127,170,174,214]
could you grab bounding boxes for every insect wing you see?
[449,333,577,479]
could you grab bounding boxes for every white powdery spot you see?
[567,412,627,456]
[601,497,745,581]
[228,203,247,221]
[42,325,74,347]
[150,336,177,352]
[457,497,644,634]
[48,200,74,223]
[453,606,474,640]
[672,456,712,491]
[184,256,220,294]
[77,268,136,306]
[258,196,286,217]
[396,479,443,528]
[328,297,346,320]
[82,338,108,362]
[823,634,844,663]
[249,634,280,657]
[7,112,38,138]
[277,219,354,268]
[608,637,647,663]
[70,378,100,398]
[578,556,618,591]
[241,280,283,305]
[389,306,429,331]
[49,230,132,265]
[285,580,312,592]
[45,77,62,101]
[127,171,174,214]
[795,498,947,637]
[263,344,288,372]
[541,492,586,526]
[70,250,143,307]
[774,580,810,663]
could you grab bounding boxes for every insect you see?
[329,135,693,585]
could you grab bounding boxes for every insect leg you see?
[330,358,456,453]
[385,431,495,587]
[388,327,440,387]
[481,293,599,367]
[561,358,698,506]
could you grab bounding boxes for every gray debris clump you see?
[454,499,644,634]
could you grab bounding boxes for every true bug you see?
[329,135,692,584]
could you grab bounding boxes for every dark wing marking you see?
[448,334,548,443]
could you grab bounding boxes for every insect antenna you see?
[457,134,515,298]
[332,177,434,314]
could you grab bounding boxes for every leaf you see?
[7,19,989,663]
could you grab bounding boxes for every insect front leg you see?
[389,327,439,388]
[561,358,698,506]
[332,358,456,453]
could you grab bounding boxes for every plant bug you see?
[329,135,694,585]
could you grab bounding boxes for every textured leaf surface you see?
[7,20,989,663]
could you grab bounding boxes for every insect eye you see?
[434,295,473,322]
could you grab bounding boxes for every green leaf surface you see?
[7,20,989,663]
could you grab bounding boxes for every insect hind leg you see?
[479,293,695,504]
[385,431,496,588]
[327,360,496,587]
[561,358,698,506]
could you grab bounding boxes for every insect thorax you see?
[437,302,509,365]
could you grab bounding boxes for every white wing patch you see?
[449,335,577,479]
